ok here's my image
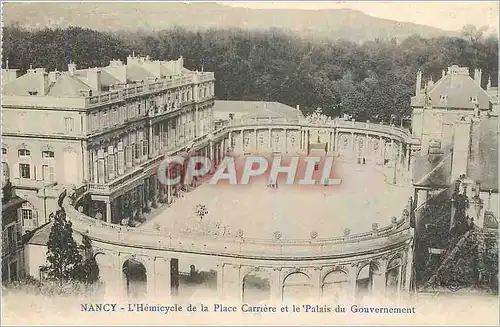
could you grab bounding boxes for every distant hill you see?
[3,2,459,42]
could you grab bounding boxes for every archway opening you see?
[282,272,313,303]
[242,271,271,304]
[386,257,402,296]
[122,259,147,298]
[356,262,379,301]
[322,270,349,302]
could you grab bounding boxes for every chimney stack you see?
[88,68,102,93]
[416,70,422,96]
[48,70,61,84]
[441,70,446,79]
[68,62,76,76]
[451,116,472,181]
[474,68,482,85]
[35,68,49,96]
[487,76,492,91]
[2,69,20,84]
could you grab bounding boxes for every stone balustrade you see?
[65,193,411,259]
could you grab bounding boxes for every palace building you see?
[410,65,498,230]
[2,55,216,233]
[3,55,421,303]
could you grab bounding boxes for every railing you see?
[222,117,412,141]
[86,117,413,196]
[85,75,213,108]
[65,192,411,258]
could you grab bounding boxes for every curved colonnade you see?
[64,118,417,302]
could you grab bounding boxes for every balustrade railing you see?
[65,192,411,257]
[222,117,411,140]
[85,75,214,108]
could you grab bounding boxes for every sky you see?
[222,1,499,34]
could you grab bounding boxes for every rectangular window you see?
[103,112,108,128]
[142,140,148,157]
[92,114,98,131]
[19,164,30,179]
[134,143,140,159]
[64,117,74,132]
[137,104,142,116]
[42,151,54,159]
[113,109,118,125]
[21,208,33,221]
[2,148,7,155]
[18,149,30,157]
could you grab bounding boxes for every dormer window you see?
[18,149,30,157]
[440,94,448,102]
[469,96,478,103]
[28,91,38,96]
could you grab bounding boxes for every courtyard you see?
[141,158,413,241]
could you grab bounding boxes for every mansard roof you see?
[411,66,492,110]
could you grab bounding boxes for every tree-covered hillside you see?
[2,25,498,121]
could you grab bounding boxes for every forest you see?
[2,24,498,122]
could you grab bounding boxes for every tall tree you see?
[41,208,83,285]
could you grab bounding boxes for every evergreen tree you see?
[41,208,83,285]
[78,235,100,284]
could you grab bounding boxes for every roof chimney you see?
[487,76,492,91]
[68,62,76,76]
[451,116,472,181]
[48,70,61,84]
[416,70,422,96]
[37,69,49,96]
[474,68,482,85]
[441,70,446,79]
[88,68,102,93]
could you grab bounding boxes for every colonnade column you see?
[379,137,384,164]
[154,257,171,299]
[312,268,322,301]
[240,130,244,154]
[268,129,272,150]
[349,263,358,301]
[404,243,414,292]
[270,268,282,304]
[254,129,258,153]
[105,199,112,223]
[372,257,388,298]
[217,263,224,299]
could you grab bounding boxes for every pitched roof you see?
[46,74,92,97]
[411,66,492,110]
[214,100,304,121]
[126,65,155,82]
[24,221,52,246]
[2,72,42,96]
[74,69,121,87]
[413,146,453,188]
[467,116,498,191]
